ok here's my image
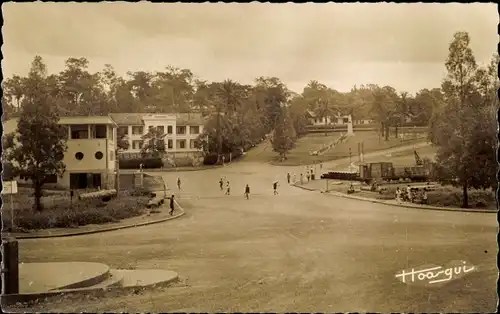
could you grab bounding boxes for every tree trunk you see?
[395,125,399,139]
[380,122,385,138]
[216,113,221,163]
[33,182,43,212]
[462,182,469,208]
[385,125,390,141]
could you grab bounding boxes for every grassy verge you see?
[245,131,428,166]
[2,188,150,231]
[326,181,496,210]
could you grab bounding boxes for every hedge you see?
[4,190,150,230]
[119,157,163,169]
[203,150,243,165]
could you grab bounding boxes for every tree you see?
[3,56,68,212]
[58,57,108,115]
[271,107,297,160]
[370,85,399,140]
[3,75,26,112]
[288,95,310,138]
[140,127,166,158]
[429,32,496,208]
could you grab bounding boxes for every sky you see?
[2,2,498,94]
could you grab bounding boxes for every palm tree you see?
[213,79,245,161]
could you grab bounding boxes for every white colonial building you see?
[110,113,207,164]
[3,116,118,190]
[306,110,374,126]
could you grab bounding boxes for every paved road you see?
[14,147,497,312]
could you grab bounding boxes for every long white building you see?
[110,113,207,159]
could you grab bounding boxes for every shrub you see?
[427,189,496,209]
[9,192,150,230]
[119,157,163,169]
[203,150,243,165]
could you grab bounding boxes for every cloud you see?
[2,2,497,93]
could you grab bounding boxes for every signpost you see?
[1,181,18,231]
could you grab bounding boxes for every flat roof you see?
[59,116,117,127]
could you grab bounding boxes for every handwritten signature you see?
[395,261,475,285]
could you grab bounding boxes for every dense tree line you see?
[3,56,443,158]
[2,31,496,210]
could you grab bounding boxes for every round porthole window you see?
[75,152,84,160]
[95,151,104,160]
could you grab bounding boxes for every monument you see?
[347,114,355,136]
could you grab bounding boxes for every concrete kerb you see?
[121,164,223,174]
[10,199,186,240]
[0,271,180,307]
[291,183,497,214]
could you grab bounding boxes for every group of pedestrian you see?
[219,177,231,195]
[218,176,281,199]
[395,185,428,204]
[286,172,298,184]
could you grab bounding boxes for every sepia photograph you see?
[1,2,498,312]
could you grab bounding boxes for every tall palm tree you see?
[213,79,245,160]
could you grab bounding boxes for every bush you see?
[203,150,243,165]
[427,189,496,209]
[8,192,150,230]
[119,157,163,169]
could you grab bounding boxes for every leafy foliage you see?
[271,107,297,160]
[2,56,68,212]
[428,32,497,208]
[140,127,166,158]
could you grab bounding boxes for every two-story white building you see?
[3,116,118,190]
[110,113,206,163]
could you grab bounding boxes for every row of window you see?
[120,125,200,136]
[69,124,114,140]
[130,139,196,150]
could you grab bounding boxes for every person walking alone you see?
[300,173,304,185]
[244,184,250,200]
[177,177,181,190]
[395,187,401,204]
[273,181,279,195]
[287,172,291,184]
[293,173,297,184]
[169,194,175,215]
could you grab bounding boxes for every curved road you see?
[15,148,497,312]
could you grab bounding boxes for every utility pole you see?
[349,147,352,177]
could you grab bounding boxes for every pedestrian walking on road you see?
[245,184,250,200]
[169,195,175,215]
[395,187,401,204]
[293,173,297,184]
[300,173,304,185]
[306,171,310,182]
[219,178,224,191]
[177,177,181,190]
[287,172,291,184]
[273,181,279,195]
[225,181,231,195]
[407,185,413,203]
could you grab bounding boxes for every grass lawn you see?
[323,181,496,211]
[244,131,428,166]
[360,145,437,166]
[2,188,150,231]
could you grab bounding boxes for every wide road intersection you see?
[16,149,498,312]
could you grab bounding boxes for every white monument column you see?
[347,114,354,136]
